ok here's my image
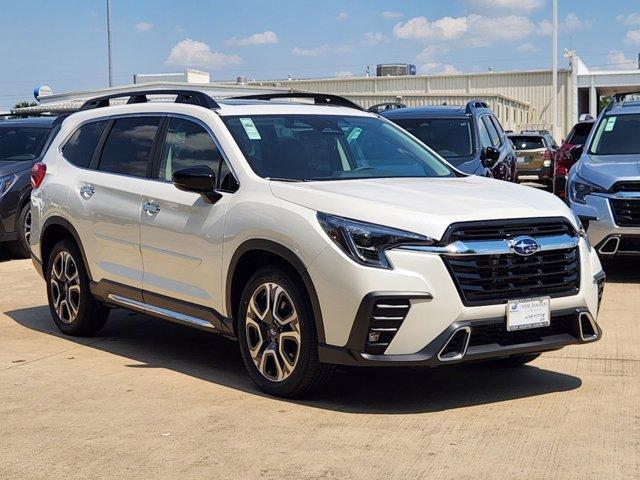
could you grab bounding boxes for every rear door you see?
[67,115,162,290]
[140,115,236,312]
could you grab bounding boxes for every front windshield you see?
[390,118,474,162]
[0,126,50,161]
[222,114,454,181]
[590,114,640,156]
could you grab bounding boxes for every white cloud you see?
[165,38,242,69]
[625,29,640,46]
[467,0,545,12]
[381,11,403,19]
[561,13,592,32]
[292,44,331,56]
[415,45,459,74]
[337,12,348,21]
[227,31,278,46]
[336,71,354,78]
[135,21,153,32]
[394,14,543,46]
[617,13,640,25]
[362,32,389,46]
[605,50,637,70]
[517,42,541,53]
[537,19,553,35]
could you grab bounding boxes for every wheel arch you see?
[40,217,92,280]
[226,239,326,344]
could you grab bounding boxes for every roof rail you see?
[465,99,490,113]
[367,102,407,114]
[79,89,220,111]
[230,92,364,111]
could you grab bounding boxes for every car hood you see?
[270,176,574,240]
[576,154,640,190]
[0,160,32,176]
[445,156,482,175]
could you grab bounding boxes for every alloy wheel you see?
[49,251,81,324]
[23,209,31,244]
[245,282,301,382]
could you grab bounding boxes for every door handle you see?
[143,201,161,216]
[79,185,95,199]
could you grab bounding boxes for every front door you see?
[140,116,232,312]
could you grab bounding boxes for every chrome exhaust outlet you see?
[578,312,599,342]
[598,236,620,255]
[438,326,471,362]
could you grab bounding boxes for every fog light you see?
[368,331,381,343]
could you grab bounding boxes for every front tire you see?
[45,238,109,336]
[9,203,31,258]
[238,266,334,397]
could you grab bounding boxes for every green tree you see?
[13,101,38,109]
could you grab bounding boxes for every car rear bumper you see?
[517,166,552,183]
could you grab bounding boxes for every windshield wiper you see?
[266,177,307,182]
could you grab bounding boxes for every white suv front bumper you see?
[310,237,603,365]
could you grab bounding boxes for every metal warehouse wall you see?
[250,69,573,136]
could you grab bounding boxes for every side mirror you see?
[172,166,222,204]
[481,146,500,168]
[569,145,584,162]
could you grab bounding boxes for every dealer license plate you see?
[506,297,550,331]
[517,156,529,163]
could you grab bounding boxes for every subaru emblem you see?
[510,236,540,256]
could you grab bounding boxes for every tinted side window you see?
[489,115,505,137]
[98,117,161,177]
[477,118,493,149]
[62,121,108,168]
[218,160,239,192]
[482,116,502,148]
[158,118,222,181]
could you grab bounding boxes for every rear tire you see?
[237,266,334,398]
[9,203,31,259]
[45,238,109,336]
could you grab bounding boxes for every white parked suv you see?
[30,89,605,397]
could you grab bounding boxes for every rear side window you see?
[98,117,161,177]
[62,121,107,168]
[157,118,222,181]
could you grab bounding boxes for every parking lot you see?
[0,252,637,480]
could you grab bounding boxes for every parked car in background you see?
[376,101,517,181]
[568,93,640,256]
[508,131,558,191]
[30,89,603,398]
[554,118,595,198]
[0,116,60,257]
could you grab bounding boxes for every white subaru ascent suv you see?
[30,89,605,397]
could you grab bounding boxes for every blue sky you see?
[1,0,639,109]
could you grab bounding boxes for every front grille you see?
[468,314,576,347]
[445,248,580,305]
[611,198,640,227]
[447,219,573,242]
[610,182,640,193]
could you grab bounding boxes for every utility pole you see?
[107,0,113,87]
[552,0,558,140]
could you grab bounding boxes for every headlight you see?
[317,212,435,269]
[569,177,605,204]
[0,174,16,198]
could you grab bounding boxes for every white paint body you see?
[31,100,602,357]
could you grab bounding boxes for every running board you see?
[108,294,218,331]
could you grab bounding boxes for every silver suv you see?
[31,88,604,397]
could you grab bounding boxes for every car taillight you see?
[31,162,47,188]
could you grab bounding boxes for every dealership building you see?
[16,52,640,138]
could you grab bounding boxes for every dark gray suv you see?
[0,116,60,257]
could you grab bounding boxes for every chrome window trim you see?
[395,233,579,256]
